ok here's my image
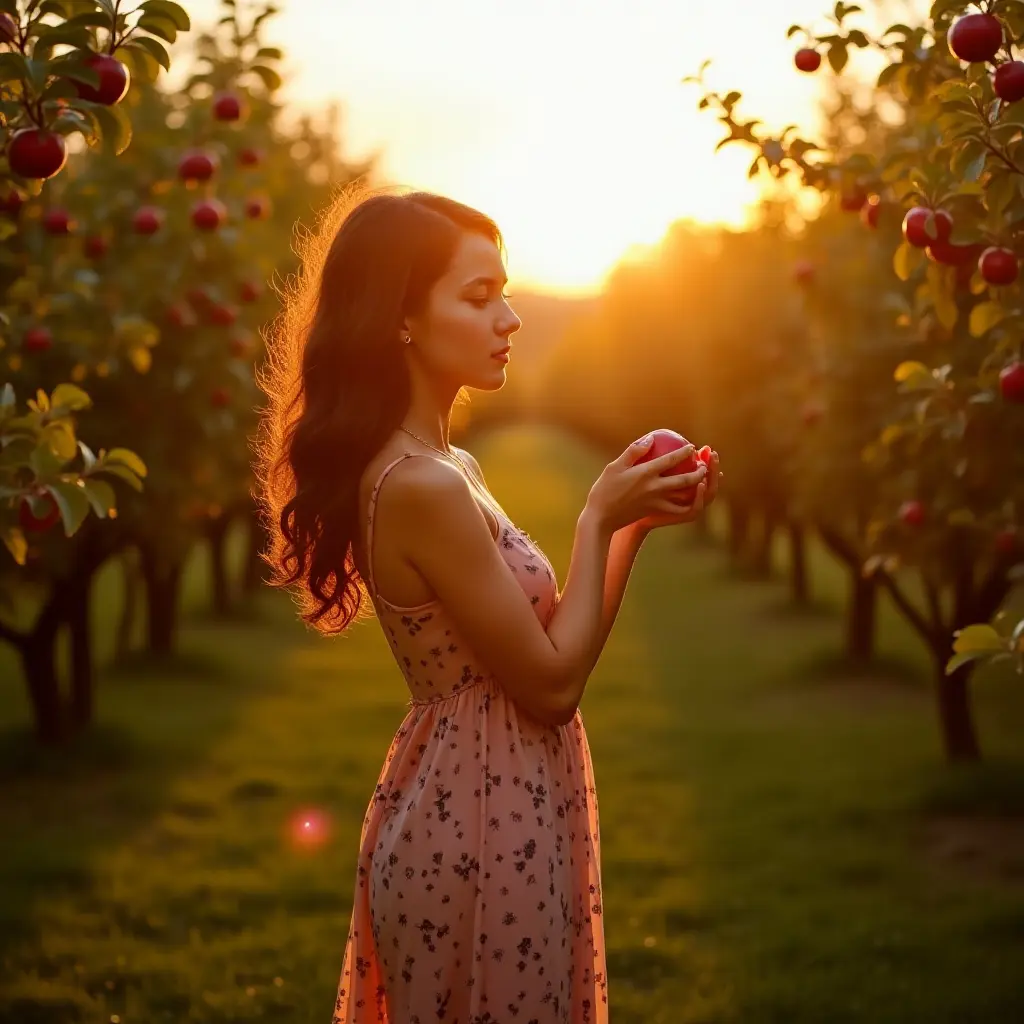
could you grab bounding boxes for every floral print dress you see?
[332,451,608,1024]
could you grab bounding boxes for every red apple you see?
[210,386,231,408]
[979,246,1018,285]
[207,303,238,327]
[860,195,881,228]
[23,326,53,352]
[926,237,975,266]
[7,128,67,179]
[0,189,23,218]
[999,361,1024,403]
[84,234,108,259]
[186,286,212,308]
[995,527,1018,556]
[0,13,17,44]
[793,259,815,285]
[191,198,227,231]
[133,206,163,235]
[178,149,220,182]
[238,146,263,167]
[993,60,1024,101]
[899,500,926,527]
[794,48,821,73]
[903,206,953,248]
[802,401,825,426]
[19,492,61,534]
[165,303,196,329]
[840,189,867,213]
[43,207,75,235]
[72,53,130,106]
[244,195,271,219]
[634,428,702,505]
[947,13,1003,64]
[212,91,244,121]
[239,279,262,303]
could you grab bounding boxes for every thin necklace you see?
[398,425,505,520]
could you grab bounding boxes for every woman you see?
[254,183,721,1023]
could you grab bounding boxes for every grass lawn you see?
[1,423,1022,1024]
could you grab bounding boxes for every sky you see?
[171,0,901,295]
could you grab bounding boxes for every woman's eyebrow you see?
[463,275,508,288]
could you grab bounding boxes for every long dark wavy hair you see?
[252,182,505,635]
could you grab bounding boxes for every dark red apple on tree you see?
[229,331,253,357]
[43,207,75,235]
[840,188,867,213]
[793,260,815,285]
[802,400,825,426]
[239,279,262,303]
[210,386,231,408]
[133,205,163,235]
[207,303,238,327]
[926,237,975,266]
[19,492,61,534]
[999,361,1024,403]
[212,91,245,121]
[0,189,23,218]
[634,428,705,505]
[72,53,130,105]
[860,195,881,228]
[993,60,1024,101]
[794,48,821,72]
[244,195,271,219]
[899,500,926,527]
[165,303,196,329]
[947,12,1003,64]
[84,234,108,259]
[0,13,17,43]
[23,326,53,352]
[995,527,1018,556]
[238,146,263,167]
[979,246,1018,285]
[178,149,220,182]
[902,206,953,248]
[186,286,212,308]
[192,198,227,231]
[7,128,67,180]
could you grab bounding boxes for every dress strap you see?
[364,452,418,601]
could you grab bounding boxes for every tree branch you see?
[877,569,940,650]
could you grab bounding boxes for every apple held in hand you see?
[633,428,707,505]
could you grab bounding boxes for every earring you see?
[404,336,411,345]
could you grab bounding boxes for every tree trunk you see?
[206,511,233,616]
[115,548,141,663]
[727,500,751,563]
[847,572,877,665]
[788,521,809,605]
[20,628,65,745]
[750,508,779,577]
[140,544,185,656]
[934,656,980,762]
[67,576,94,730]
[243,505,267,593]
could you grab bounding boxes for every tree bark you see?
[847,572,877,665]
[751,507,780,577]
[206,511,233,615]
[788,521,809,605]
[243,503,267,593]
[727,500,751,563]
[934,657,980,762]
[140,544,186,655]
[115,548,141,663]
[67,575,94,730]
[19,626,65,745]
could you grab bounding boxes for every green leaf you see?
[254,46,283,60]
[0,52,29,86]
[50,383,91,412]
[827,41,849,73]
[47,479,91,536]
[137,0,191,30]
[952,623,1005,652]
[1,526,27,566]
[81,477,116,518]
[102,447,148,478]
[894,360,930,382]
[986,171,1018,216]
[787,24,802,38]
[893,240,917,281]
[969,301,1007,337]
[963,149,987,182]
[136,13,178,43]
[249,63,282,91]
[126,35,170,72]
[89,102,133,156]
[945,650,987,674]
[97,463,144,492]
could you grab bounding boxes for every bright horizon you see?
[172,0,868,296]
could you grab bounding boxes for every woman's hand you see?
[585,435,711,535]
[633,449,721,533]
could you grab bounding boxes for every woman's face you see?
[404,232,521,390]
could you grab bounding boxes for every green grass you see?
[1,423,1022,1023]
